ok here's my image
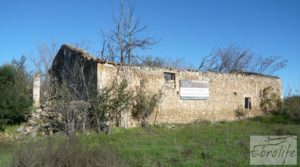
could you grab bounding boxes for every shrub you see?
[259,86,281,113]
[10,135,126,167]
[283,96,300,123]
[52,77,162,134]
[90,79,133,133]
[234,107,247,120]
[0,57,32,131]
[108,79,133,127]
[90,85,113,133]
[132,80,161,127]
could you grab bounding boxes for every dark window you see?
[164,72,175,81]
[244,97,252,109]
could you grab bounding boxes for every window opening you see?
[164,72,175,81]
[244,97,252,109]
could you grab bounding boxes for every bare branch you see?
[198,44,287,75]
[99,0,155,64]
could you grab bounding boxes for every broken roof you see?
[57,44,280,79]
[60,44,116,65]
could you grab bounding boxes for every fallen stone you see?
[29,120,37,125]
[25,127,33,133]
[31,131,37,138]
[43,107,52,112]
[16,126,24,133]
[36,108,42,113]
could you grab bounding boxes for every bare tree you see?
[198,45,287,75]
[31,42,59,102]
[251,55,288,74]
[100,31,116,62]
[32,42,58,75]
[100,0,155,64]
[51,55,96,135]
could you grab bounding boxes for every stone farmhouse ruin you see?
[33,44,282,128]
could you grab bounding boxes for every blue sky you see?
[0,0,299,95]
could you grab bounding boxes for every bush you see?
[259,86,281,113]
[10,135,126,167]
[132,80,161,127]
[52,78,162,134]
[254,95,300,124]
[108,79,133,127]
[90,87,112,133]
[283,96,300,123]
[0,57,32,131]
[234,108,247,120]
[91,78,162,130]
[90,79,133,133]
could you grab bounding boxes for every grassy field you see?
[0,114,299,166]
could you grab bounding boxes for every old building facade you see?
[42,44,282,127]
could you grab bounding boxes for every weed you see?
[9,135,126,167]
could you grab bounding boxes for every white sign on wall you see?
[180,80,209,100]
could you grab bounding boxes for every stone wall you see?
[33,73,41,108]
[48,45,282,128]
[50,44,98,100]
[97,64,282,127]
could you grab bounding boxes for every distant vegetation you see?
[282,95,300,123]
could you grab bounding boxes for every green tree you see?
[0,57,32,131]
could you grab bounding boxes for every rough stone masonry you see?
[35,44,281,128]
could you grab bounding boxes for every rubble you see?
[16,101,63,136]
[16,100,92,137]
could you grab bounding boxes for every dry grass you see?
[9,135,127,167]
